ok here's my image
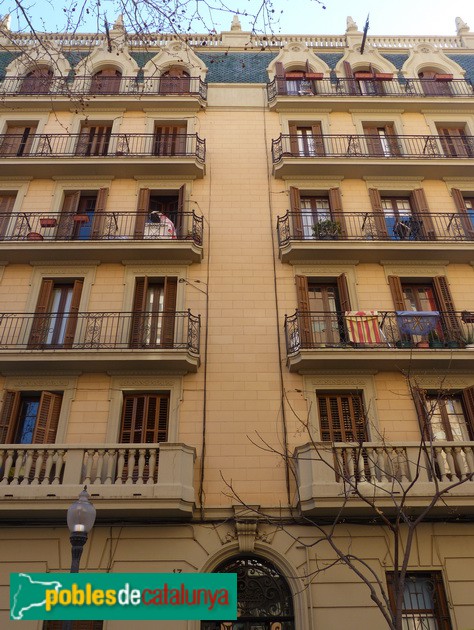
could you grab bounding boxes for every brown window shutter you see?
[0,193,16,238]
[368,188,389,238]
[328,188,347,237]
[364,125,383,156]
[57,191,80,238]
[161,277,178,348]
[0,391,21,443]
[154,125,186,156]
[275,61,286,94]
[318,392,366,442]
[63,279,84,348]
[91,187,109,238]
[28,279,54,348]
[0,125,37,156]
[388,276,405,311]
[385,124,401,156]
[410,189,436,240]
[176,183,186,238]
[433,276,461,337]
[311,122,325,156]
[451,188,474,238]
[130,277,149,347]
[31,392,62,444]
[289,186,303,238]
[337,273,351,311]
[461,386,474,438]
[295,275,312,347]
[412,388,429,436]
[343,60,358,94]
[120,394,169,443]
[134,188,150,238]
[288,123,299,155]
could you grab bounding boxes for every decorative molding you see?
[6,377,76,388]
[235,522,258,553]
[29,262,100,270]
[408,374,473,389]
[52,176,115,182]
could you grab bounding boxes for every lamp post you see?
[63,487,96,630]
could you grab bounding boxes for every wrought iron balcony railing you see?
[267,77,474,101]
[0,310,200,354]
[272,134,474,163]
[0,211,203,245]
[0,132,206,162]
[0,75,208,100]
[277,211,474,245]
[285,310,473,354]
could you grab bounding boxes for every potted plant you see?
[40,217,57,228]
[461,329,474,349]
[312,219,342,240]
[73,214,89,223]
[428,330,444,348]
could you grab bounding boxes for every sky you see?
[2,0,473,37]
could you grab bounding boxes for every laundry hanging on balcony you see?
[345,310,382,344]
[395,311,440,335]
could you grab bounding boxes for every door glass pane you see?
[15,397,40,443]
[301,197,331,239]
[46,286,73,345]
[308,284,341,343]
[143,283,164,345]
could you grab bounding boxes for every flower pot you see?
[26,232,44,241]
[286,72,305,79]
[40,218,57,228]
[429,340,444,349]
[73,214,89,223]
[354,72,374,79]
[375,73,393,80]
[416,341,430,348]
[435,74,453,81]
[305,72,324,80]
[396,340,412,349]
[445,341,460,348]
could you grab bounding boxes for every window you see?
[387,572,452,630]
[201,556,295,630]
[363,123,400,157]
[130,276,177,348]
[418,70,452,96]
[0,191,17,238]
[318,391,367,442]
[19,67,53,94]
[89,68,122,94]
[295,274,351,346]
[28,279,83,349]
[289,186,346,240]
[354,67,384,96]
[0,123,37,156]
[288,123,324,157]
[0,391,62,444]
[56,189,109,240]
[153,124,187,156]
[134,186,185,239]
[159,66,191,94]
[75,123,112,156]
[436,124,473,157]
[369,188,436,240]
[414,387,474,443]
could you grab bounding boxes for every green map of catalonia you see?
[11,573,62,620]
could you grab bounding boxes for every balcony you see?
[0,310,201,374]
[0,132,206,178]
[277,211,474,263]
[0,442,196,520]
[267,77,474,112]
[295,441,474,517]
[271,133,474,178]
[284,310,474,372]
[0,75,208,111]
[0,211,204,263]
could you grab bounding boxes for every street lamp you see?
[67,486,96,573]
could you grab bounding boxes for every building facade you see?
[0,12,474,629]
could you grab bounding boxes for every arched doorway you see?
[201,555,295,630]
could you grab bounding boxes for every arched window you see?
[418,69,452,96]
[159,66,191,94]
[19,67,53,94]
[201,555,295,630]
[90,68,122,94]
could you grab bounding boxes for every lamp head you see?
[67,487,96,534]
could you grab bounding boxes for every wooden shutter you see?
[154,125,186,156]
[337,273,351,311]
[433,276,462,338]
[368,188,388,238]
[176,184,186,238]
[31,392,62,444]
[0,125,37,156]
[343,60,358,94]
[91,187,109,238]
[288,123,299,155]
[134,188,150,238]
[311,122,325,156]
[451,188,474,238]
[130,276,148,347]
[462,386,474,438]
[161,277,178,348]
[57,191,80,238]
[0,193,16,238]
[0,391,21,443]
[412,388,430,436]
[289,186,303,238]
[318,392,366,442]
[28,279,54,348]
[388,276,405,311]
[20,68,53,94]
[90,69,121,94]
[438,126,470,158]
[363,125,383,156]
[384,124,401,156]
[63,279,83,348]
[275,61,287,95]
[295,275,312,347]
[328,188,347,237]
[120,394,169,443]
[410,188,436,240]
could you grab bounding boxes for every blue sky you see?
[2,0,473,36]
